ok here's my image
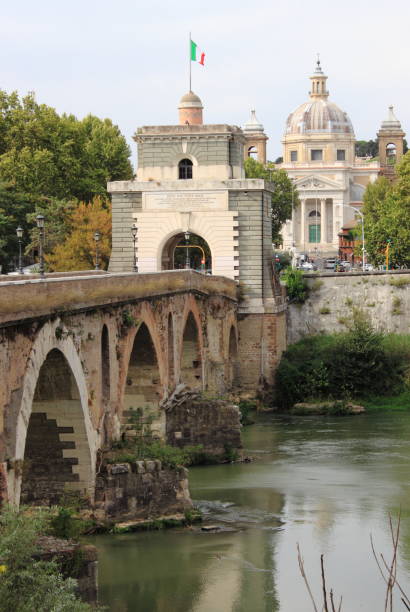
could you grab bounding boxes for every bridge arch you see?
[9,320,96,507]
[227,324,239,389]
[180,300,204,390]
[120,306,166,439]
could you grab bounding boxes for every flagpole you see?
[189,32,191,91]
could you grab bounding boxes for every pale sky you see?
[2,0,410,167]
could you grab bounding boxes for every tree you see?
[45,197,111,271]
[0,90,133,201]
[355,139,379,158]
[0,506,92,612]
[244,158,297,244]
[362,152,410,267]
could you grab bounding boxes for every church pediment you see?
[294,174,343,190]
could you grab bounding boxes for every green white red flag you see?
[191,40,205,66]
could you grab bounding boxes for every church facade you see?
[279,61,405,258]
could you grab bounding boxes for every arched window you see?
[308,209,321,217]
[179,158,193,179]
[247,146,258,159]
[386,143,397,165]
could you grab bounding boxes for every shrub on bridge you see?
[281,268,308,303]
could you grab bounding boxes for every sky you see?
[2,0,410,166]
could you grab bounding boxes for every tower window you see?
[290,150,298,162]
[247,146,258,159]
[337,149,346,161]
[311,149,323,161]
[178,158,193,179]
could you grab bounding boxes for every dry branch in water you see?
[297,543,342,612]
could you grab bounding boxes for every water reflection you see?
[91,411,410,611]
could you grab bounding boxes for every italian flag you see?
[191,40,205,66]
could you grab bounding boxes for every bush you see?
[0,506,92,612]
[275,313,409,409]
[281,268,308,303]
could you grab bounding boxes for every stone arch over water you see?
[10,320,95,506]
[180,311,203,390]
[123,321,164,439]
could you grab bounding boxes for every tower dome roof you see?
[380,105,402,131]
[243,109,265,133]
[285,60,354,136]
[178,90,203,108]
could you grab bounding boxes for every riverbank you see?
[360,390,410,411]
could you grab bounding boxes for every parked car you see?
[364,263,374,272]
[300,261,314,271]
[325,258,336,270]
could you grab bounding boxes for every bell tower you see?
[377,106,405,178]
[242,109,268,164]
[309,58,329,99]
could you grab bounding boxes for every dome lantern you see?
[309,57,329,99]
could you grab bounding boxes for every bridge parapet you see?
[0,270,237,326]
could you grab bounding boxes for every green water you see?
[90,411,410,611]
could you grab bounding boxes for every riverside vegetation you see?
[275,311,410,411]
[0,505,99,612]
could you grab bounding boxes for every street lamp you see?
[16,226,23,274]
[343,204,365,272]
[36,214,45,278]
[94,230,101,270]
[131,225,138,273]
[184,230,190,269]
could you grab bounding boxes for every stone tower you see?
[178,91,203,125]
[378,106,405,179]
[108,91,287,390]
[242,110,268,164]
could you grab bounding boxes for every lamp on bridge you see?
[16,226,23,274]
[184,230,191,269]
[94,230,101,270]
[36,214,45,278]
[131,225,138,273]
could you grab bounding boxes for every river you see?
[90,411,410,611]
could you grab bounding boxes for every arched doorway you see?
[180,312,202,390]
[161,232,212,273]
[124,323,164,439]
[20,348,93,506]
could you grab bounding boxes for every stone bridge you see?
[0,270,241,507]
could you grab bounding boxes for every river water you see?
[90,411,410,611]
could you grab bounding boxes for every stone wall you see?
[94,461,192,522]
[166,397,241,456]
[287,271,410,345]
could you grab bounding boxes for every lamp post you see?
[343,204,365,272]
[16,226,23,274]
[36,214,45,278]
[184,230,190,269]
[94,230,101,270]
[131,225,138,272]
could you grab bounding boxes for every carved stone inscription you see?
[143,191,228,211]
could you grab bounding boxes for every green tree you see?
[244,158,297,244]
[355,139,379,158]
[0,506,92,612]
[0,90,133,201]
[362,153,410,267]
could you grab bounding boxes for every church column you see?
[332,199,342,248]
[300,199,306,250]
[320,199,327,244]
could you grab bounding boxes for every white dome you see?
[285,98,354,136]
[243,109,264,133]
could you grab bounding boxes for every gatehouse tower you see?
[108,91,286,388]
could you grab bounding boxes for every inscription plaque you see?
[143,191,228,211]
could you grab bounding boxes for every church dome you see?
[285,60,354,136]
[285,99,354,135]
